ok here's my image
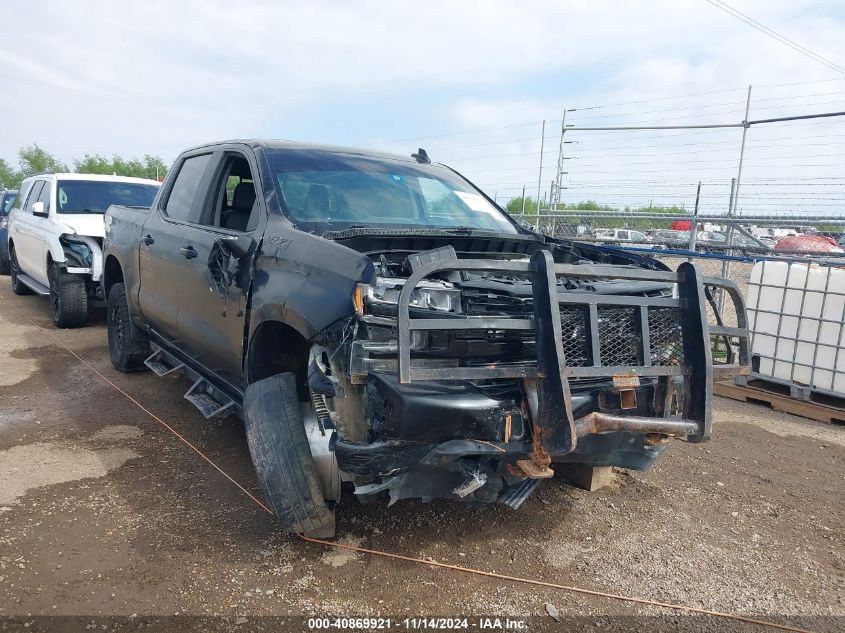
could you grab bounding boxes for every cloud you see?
[0,0,842,217]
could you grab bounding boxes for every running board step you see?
[498,478,541,509]
[16,273,50,296]
[144,348,185,377]
[184,377,234,419]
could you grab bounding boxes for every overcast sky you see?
[2,0,844,215]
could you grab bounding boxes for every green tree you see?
[506,196,539,217]
[18,144,69,176]
[73,154,114,174]
[0,158,21,189]
[74,153,167,180]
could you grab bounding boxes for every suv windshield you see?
[57,180,159,214]
[266,149,518,234]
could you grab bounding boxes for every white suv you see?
[8,173,160,327]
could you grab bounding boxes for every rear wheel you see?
[9,245,33,295]
[0,250,9,275]
[107,282,150,372]
[48,263,88,328]
[244,373,336,537]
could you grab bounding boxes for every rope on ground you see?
[0,293,812,633]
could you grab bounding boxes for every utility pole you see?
[520,185,526,217]
[722,85,752,281]
[552,110,568,206]
[536,120,545,230]
[732,86,753,226]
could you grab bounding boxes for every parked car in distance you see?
[102,140,749,537]
[7,174,160,326]
[775,234,844,255]
[698,231,771,251]
[594,228,651,246]
[649,229,689,248]
[0,189,18,274]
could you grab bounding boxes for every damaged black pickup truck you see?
[102,140,750,537]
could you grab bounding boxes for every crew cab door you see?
[10,179,49,279]
[137,152,215,340]
[27,181,55,286]
[174,150,264,386]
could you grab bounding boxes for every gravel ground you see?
[0,291,842,632]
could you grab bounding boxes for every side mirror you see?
[216,234,253,259]
[32,201,48,217]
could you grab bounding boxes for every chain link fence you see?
[510,208,844,329]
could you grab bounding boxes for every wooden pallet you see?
[714,379,845,425]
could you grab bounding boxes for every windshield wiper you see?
[439,226,496,235]
[64,208,103,214]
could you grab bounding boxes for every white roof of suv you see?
[24,173,160,186]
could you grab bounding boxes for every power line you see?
[702,0,845,74]
[360,120,546,147]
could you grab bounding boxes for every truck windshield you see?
[56,180,159,214]
[266,149,518,234]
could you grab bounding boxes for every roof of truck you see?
[183,139,423,164]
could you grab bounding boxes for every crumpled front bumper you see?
[337,249,750,502]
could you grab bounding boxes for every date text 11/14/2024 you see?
[307,617,528,629]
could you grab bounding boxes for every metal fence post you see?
[536,120,545,231]
[718,177,738,313]
[688,182,702,253]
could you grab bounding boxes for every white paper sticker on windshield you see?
[454,191,490,212]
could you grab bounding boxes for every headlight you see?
[355,277,462,314]
[59,236,93,268]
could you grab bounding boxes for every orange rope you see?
[0,293,812,633]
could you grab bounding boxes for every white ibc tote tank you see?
[746,260,845,397]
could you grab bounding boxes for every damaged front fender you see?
[248,219,376,342]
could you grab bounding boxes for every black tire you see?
[48,263,88,328]
[9,245,33,295]
[107,282,150,372]
[244,373,336,537]
[0,252,9,276]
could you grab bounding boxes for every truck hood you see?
[323,227,668,271]
[56,213,106,239]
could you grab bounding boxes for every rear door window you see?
[23,182,45,212]
[164,154,213,222]
[12,183,33,212]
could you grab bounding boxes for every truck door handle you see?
[142,234,154,246]
[180,245,197,259]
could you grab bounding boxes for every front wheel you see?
[107,282,150,372]
[244,373,336,538]
[48,264,88,328]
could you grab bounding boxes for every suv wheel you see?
[107,282,150,371]
[244,373,337,538]
[9,245,33,295]
[48,263,88,328]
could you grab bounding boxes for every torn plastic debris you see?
[452,469,488,498]
[354,468,498,506]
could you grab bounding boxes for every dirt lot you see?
[0,290,842,632]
